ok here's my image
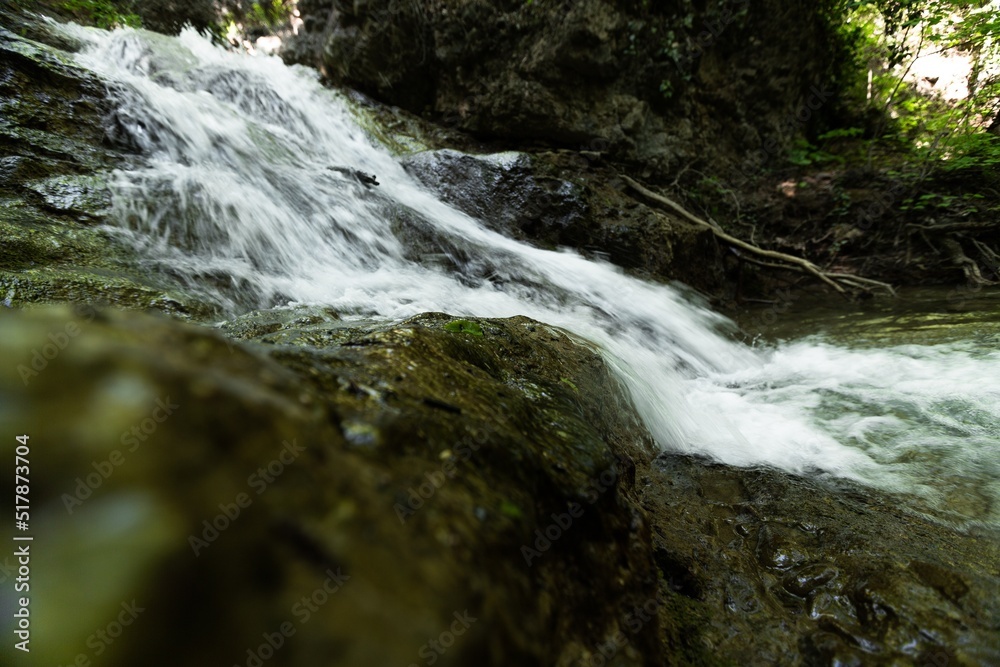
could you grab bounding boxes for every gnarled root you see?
[941,237,999,286]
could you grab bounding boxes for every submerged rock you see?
[640,455,1000,666]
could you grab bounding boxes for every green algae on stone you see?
[0,20,221,321]
[0,201,121,269]
[560,377,579,392]
[499,499,523,519]
[443,318,484,337]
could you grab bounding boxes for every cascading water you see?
[65,25,1000,528]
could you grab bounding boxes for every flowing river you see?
[62,24,1000,530]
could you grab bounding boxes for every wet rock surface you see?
[639,455,1000,666]
[0,307,666,667]
[401,147,721,286]
[0,17,216,317]
[130,0,216,35]
[286,0,844,178]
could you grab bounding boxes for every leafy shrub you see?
[59,0,140,28]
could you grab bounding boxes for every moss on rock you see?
[0,307,670,667]
[0,19,219,318]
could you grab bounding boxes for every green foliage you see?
[247,0,290,27]
[788,138,842,166]
[823,0,1000,175]
[831,188,853,217]
[817,127,865,141]
[938,133,1000,172]
[898,192,956,211]
[499,500,523,519]
[58,0,140,29]
[218,0,294,42]
[444,320,484,337]
[899,191,983,211]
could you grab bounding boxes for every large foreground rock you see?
[0,307,664,667]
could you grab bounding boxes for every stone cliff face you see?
[284,0,845,179]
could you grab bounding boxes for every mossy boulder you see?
[286,0,845,179]
[3,304,999,665]
[0,307,669,667]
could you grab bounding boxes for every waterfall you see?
[65,25,1000,528]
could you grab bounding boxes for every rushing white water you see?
[64,25,1000,527]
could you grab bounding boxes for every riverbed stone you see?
[640,454,1000,666]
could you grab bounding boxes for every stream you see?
[63,24,1000,531]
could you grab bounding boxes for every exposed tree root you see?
[622,176,897,296]
[941,237,998,286]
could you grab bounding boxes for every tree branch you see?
[622,175,897,296]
